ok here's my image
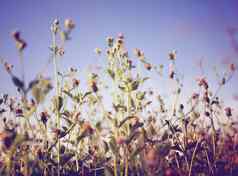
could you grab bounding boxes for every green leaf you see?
[107,69,115,80]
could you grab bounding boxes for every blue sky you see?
[0,0,238,106]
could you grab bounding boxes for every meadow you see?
[0,19,237,176]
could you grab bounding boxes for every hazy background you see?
[0,0,238,107]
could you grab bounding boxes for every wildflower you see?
[144,63,152,70]
[117,33,124,39]
[179,104,184,110]
[40,111,49,126]
[30,98,36,107]
[221,77,226,85]
[121,50,128,58]
[94,48,102,55]
[224,107,232,117]
[196,77,209,89]
[89,80,98,92]
[127,59,133,69]
[192,92,199,99]
[64,19,75,30]
[4,62,13,74]
[168,50,177,60]
[16,40,27,51]
[106,36,114,47]
[51,19,60,34]
[69,67,78,73]
[116,38,123,46]
[15,108,23,117]
[53,19,60,26]
[12,30,27,51]
[169,63,175,79]
[204,111,210,117]
[134,48,144,59]
[203,92,210,103]
[72,78,80,87]
[57,47,65,56]
[12,31,20,41]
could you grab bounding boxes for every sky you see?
[0,0,238,107]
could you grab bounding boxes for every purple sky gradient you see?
[0,0,238,107]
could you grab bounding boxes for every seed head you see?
[224,107,232,117]
[169,50,177,60]
[94,48,102,55]
[64,19,75,30]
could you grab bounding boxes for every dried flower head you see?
[168,50,177,60]
[72,78,80,87]
[169,63,175,79]
[192,92,199,99]
[144,63,152,70]
[57,47,65,56]
[40,111,49,125]
[196,77,209,89]
[12,30,27,51]
[117,33,124,39]
[134,48,144,60]
[4,62,13,73]
[94,48,102,55]
[224,107,232,117]
[11,31,20,41]
[64,19,75,30]
[16,40,27,51]
[106,37,114,47]
[89,80,98,92]
[51,19,60,33]
[15,108,23,117]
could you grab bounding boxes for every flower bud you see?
[64,19,75,30]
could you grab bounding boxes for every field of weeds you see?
[0,19,238,176]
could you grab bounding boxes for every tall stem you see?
[114,155,118,176]
[124,92,131,176]
[52,31,61,176]
[188,140,199,176]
